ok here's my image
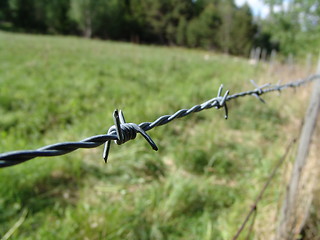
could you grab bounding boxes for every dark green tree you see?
[0,0,9,21]
[8,0,48,32]
[230,4,255,55]
[176,17,188,46]
[46,0,74,34]
[69,0,111,38]
[216,0,234,53]
[186,3,221,49]
[1,0,259,56]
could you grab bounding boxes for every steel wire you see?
[232,137,297,240]
[1,74,319,168]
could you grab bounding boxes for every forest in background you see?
[0,0,320,57]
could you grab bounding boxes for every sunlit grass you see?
[0,31,313,239]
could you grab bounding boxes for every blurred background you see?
[1,0,320,56]
[1,0,320,239]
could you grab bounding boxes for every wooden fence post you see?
[305,53,312,75]
[255,47,261,62]
[276,61,320,239]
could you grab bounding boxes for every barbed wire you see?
[0,74,319,168]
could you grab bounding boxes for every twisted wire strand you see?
[138,74,319,131]
[0,134,117,167]
[1,74,319,168]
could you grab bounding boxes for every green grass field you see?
[0,31,314,239]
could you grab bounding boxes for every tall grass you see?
[0,31,313,239]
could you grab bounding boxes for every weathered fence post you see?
[261,49,267,62]
[269,49,277,74]
[305,53,313,75]
[250,48,255,60]
[276,61,320,239]
[287,54,294,72]
[255,47,261,62]
[270,49,277,62]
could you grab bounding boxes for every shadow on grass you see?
[0,166,84,236]
[0,168,81,223]
[83,153,167,183]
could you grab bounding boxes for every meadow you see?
[0,31,316,239]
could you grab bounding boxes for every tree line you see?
[1,0,319,57]
[0,0,258,56]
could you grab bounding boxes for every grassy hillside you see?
[0,31,314,239]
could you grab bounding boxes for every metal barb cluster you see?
[0,74,319,168]
[250,79,270,103]
[103,109,158,162]
[215,84,229,119]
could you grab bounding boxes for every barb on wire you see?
[232,138,297,240]
[0,74,319,168]
[215,84,229,119]
[103,109,158,163]
[250,79,270,103]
